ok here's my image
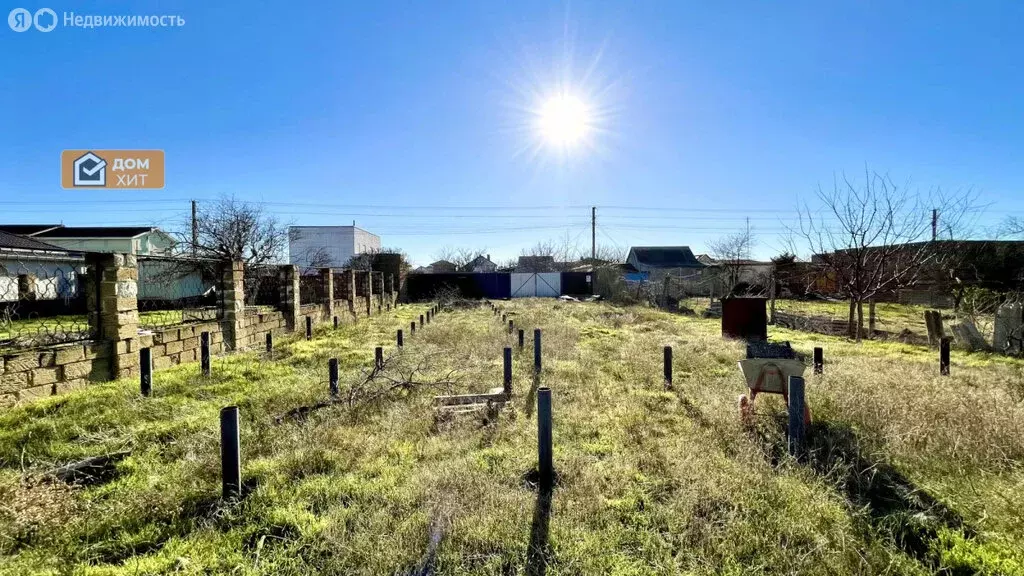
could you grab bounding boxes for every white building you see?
[288,226,380,271]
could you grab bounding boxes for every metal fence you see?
[243,264,281,314]
[137,256,223,330]
[0,255,93,352]
[299,274,325,305]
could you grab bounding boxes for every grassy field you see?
[0,300,1022,575]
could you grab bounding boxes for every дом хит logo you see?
[62,150,165,189]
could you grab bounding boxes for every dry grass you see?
[0,300,1021,575]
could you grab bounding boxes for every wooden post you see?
[426,310,431,324]
[503,347,513,394]
[508,319,514,334]
[419,314,424,329]
[663,346,672,389]
[787,376,805,458]
[397,329,404,348]
[813,347,823,374]
[518,329,524,350]
[140,347,152,396]
[537,387,553,487]
[333,316,339,329]
[219,406,241,499]
[200,331,211,377]
[925,311,937,347]
[265,332,273,354]
[305,316,312,340]
[329,358,339,396]
[534,329,542,373]
[940,337,951,376]
[411,321,416,335]
[375,346,384,369]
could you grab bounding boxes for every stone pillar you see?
[222,261,245,351]
[347,270,357,315]
[365,271,373,316]
[279,265,300,331]
[86,253,139,379]
[321,268,335,322]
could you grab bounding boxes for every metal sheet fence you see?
[0,256,93,352]
[137,256,223,330]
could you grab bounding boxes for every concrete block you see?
[61,360,93,381]
[30,368,60,386]
[19,384,54,401]
[54,379,88,395]
[0,371,29,394]
[38,351,57,368]
[180,348,197,363]
[88,359,111,381]
[181,337,199,351]
[83,343,110,360]
[149,344,166,357]
[164,340,183,355]
[4,354,38,373]
[153,355,173,369]
[55,346,86,364]
[0,394,16,408]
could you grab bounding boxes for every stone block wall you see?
[2,257,398,408]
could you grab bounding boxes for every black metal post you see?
[397,329,404,348]
[787,376,805,458]
[220,406,241,499]
[411,321,416,335]
[266,332,273,354]
[537,387,553,487]
[503,346,513,394]
[375,346,384,369]
[813,347,823,375]
[508,319,514,334]
[940,337,951,375]
[663,346,672,389]
[305,316,312,340]
[333,316,339,329]
[534,329,542,373]
[200,331,211,377]
[329,358,339,396]
[518,329,524,349]
[140,347,152,396]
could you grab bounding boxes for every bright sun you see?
[538,94,590,147]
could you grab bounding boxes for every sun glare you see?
[537,94,590,148]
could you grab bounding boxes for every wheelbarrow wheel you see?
[738,394,753,428]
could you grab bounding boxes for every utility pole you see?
[191,199,198,256]
[591,206,596,262]
[931,208,938,241]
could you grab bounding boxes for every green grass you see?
[0,309,222,353]
[0,300,1021,575]
[773,299,938,336]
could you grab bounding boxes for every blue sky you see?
[2,1,1023,265]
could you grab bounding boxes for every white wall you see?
[289,226,381,270]
[0,257,82,302]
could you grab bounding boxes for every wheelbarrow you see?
[737,341,811,427]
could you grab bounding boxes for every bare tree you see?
[432,247,487,270]
[708,227,756,292]
[178,195,289,265]
[790,170,976,341]
[1001,217,1024,238]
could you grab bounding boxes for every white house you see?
[288,226,381,271]
[0,231,84,303]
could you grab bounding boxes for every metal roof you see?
[628,246,704,268]
[0,230,73,252]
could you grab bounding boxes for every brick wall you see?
[1,257,398,408]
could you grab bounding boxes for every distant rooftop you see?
[0,230,73,253]
[628,246,704,268]
[0,225,161,239]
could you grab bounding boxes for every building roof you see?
[0,224,63,236]
[33,226,157,239]
[467,255,495,266]
[628,246,704,268]
[0,230,73,253]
